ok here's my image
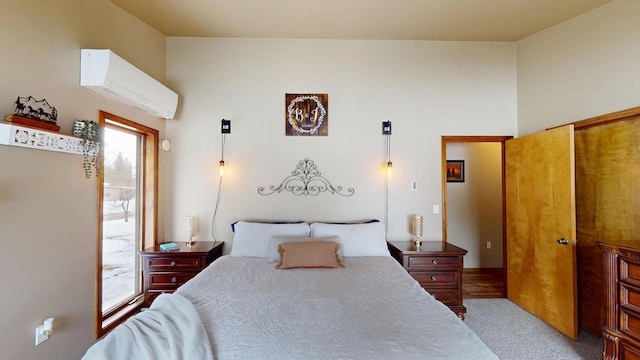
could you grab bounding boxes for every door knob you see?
[557,238,569,245]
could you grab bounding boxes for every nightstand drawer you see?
[622,257,640,284]
[621,306,640,341]
[427,289,460,306]
[406,255,459,270]
[145,256,201,271]
[620,341,640,360]
[147,272,196,289]
[146,290,173,304]
[411,271,459,288]
[621,282,640,310]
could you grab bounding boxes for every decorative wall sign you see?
[0,122,85,154]
[446,160,465,183]
[258,158,354,196]
[285,94,328,136]
[14,96,58,125]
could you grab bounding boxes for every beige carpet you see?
[464,299,602,360]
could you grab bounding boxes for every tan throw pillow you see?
[268,235,343,263]
[276,241,344,269]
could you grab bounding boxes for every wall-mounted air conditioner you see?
[80,49,178,119]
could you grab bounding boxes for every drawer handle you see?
[431,276,437,281]
[432,259,438,265]
[170,261,176,266]
[171,277,177,283]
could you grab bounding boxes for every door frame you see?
[441,136,512,294]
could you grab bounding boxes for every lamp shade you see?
[186,216,199,241]
[411,215,423,238]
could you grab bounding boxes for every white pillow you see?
[230,222,311,258]
[267,235,342,263]
[310,222,390,257]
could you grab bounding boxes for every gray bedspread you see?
[177,255,498,360]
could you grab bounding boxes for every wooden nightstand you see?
[388,241,467,319]
[140,241,224,307]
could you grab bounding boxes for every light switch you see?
[411,181,417,191]
[35,325,48,346]
[433,204,440,214]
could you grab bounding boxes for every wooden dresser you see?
[600,241,640,360]
[140,241,224,307]
[388,241,467,319]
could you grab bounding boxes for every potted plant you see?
[73,120,103,178]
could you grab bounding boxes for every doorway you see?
[441,136,512,298]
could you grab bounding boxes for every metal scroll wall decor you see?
[258,158,354,197]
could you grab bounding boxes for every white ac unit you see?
[80,49,178,119]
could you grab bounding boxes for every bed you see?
[83,221,498,360]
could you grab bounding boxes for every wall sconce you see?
[185,215,199,246]
[219,160,225,177]
[35,317,54,345]
[383,121,392,177]
[382,120,393,240]
[219,119,230,177]
[411,215,423,247]
[212,119,230,244]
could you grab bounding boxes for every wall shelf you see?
[0,122,83,155]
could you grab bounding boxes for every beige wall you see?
[517,0,640,136]
[0,1,167,359]
[446,142,503,268]
[165,38,517,249]
[3,0,636,358]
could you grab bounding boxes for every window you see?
[96,111,158,337]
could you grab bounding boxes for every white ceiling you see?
[110,0,611,41]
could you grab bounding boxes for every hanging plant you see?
[73,120,103,179]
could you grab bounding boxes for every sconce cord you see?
[221,132,226,161]
[211,176,223,244]
[386,133,391,164]
[211,133,226,244]
[384,133,391,239]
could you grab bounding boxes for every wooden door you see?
[575,116,640,334]
[505,125,578,339]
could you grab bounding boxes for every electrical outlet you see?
[35,325,48,346]
[486,241,492,250]
[411,181,417,191]
[433,204,440,214]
